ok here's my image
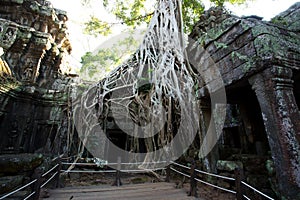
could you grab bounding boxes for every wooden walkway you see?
[43,182,201,200]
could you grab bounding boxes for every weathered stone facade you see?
[188,4,300,199]
[0,0,73,86]
[0,0,75,155]
[0,2,75,195]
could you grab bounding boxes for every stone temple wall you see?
[0,0,77,196]
[0,0,73,86]
[0,0,76,155]
[187,3,300,199]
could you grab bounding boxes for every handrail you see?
[61,169,117,173]
[170,167,190,178]
[42,164,59,177]
[61,161,167,175]
[51,154,64,162]
[170,162,235,195]
[62,161,168,166]
[243,194,251,200]
[171,161,191,170]
[118,161,168,165]
[0,179,37,200]
[40,172,58,189]
[194,168,235,181]
[168,161,275,200]
[23,191,36,200]
[241,181,274,200]
[62,167,166,174]
[121,168,166,173]
[62,162,98,166]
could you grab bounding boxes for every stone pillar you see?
[198,99,219,173]
[249,66,300,199]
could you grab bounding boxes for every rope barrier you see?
[62,170,116,173]
[62,162,98,166]
[118,161,168,165]
[169,161,238,196]
[51,154,64,162]
[243,194,251,200]
[42,164,59,177]
[195,178,236,194]
[62,167,166,174]
[171,161,275,200]
[2,158,273,200]
[40,172,58,189]
[241,181,274,200]
[120,161,167,165]
[121,168,166,173]
[59,160,276,200]
[194,168,235,181]
[171,161,191,170]
[60,155,78,160]
[62,161,167,167]
[170,167,191,178]
[23,191,36,200]
[63,159,273,200]
[121,169,153,173]
[140,167,167,171]
[0,179,37,200]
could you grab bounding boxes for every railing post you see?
[188,160,197,197]
[55,158,62,188]
[113,156,122,187]
[235,167,244,200]
[31,168,42,200]
[165,160,171,182]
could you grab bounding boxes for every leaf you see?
[79,33,139,81]
[83,16,112,36]
[82,0,249,36]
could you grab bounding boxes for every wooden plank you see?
[43,182,200,200]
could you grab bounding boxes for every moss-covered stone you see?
[216,160,243,172]
[270,2,300,32]
[266,159,275,176]
[0,153,43,174]
[12,0,23,4]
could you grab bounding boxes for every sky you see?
[49,0,300,70]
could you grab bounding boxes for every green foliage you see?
[270,16,289,26]
[83,0,249,36]
[79,33,139,81]
[210,0,248,6]
[83,16,112,36]
[214,41,228,49]
[182,0,205,33]
[80,0,250,81]
[102,0,153,27]
[231,51,248,61]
